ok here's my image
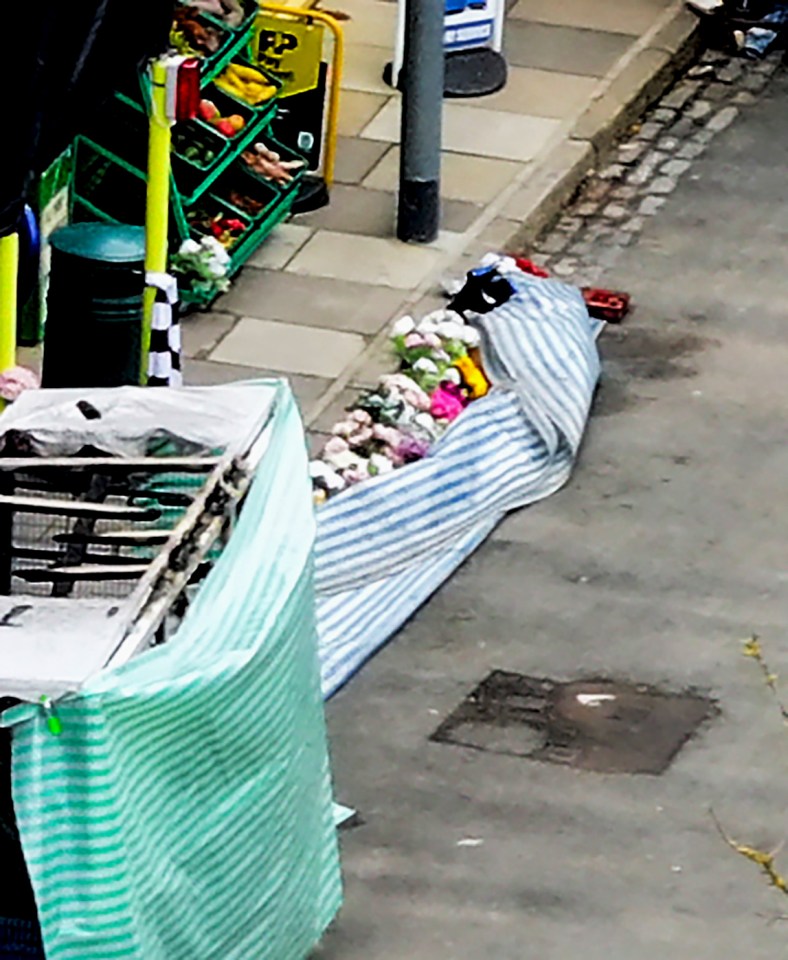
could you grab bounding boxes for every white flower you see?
[309,460,346,491]
[443,367,462,385]
[458,325,481,347]
[417,317,439,335]
[205,256,228,277]
[369,453,395,476]
[179,239,201,255]
[391,315,416,337]
[418,309,453,334]
[413,357,438,375]
[201,236,231,263]
[413,411,442,439]
[325,449,361,471]
[435,319,465,341]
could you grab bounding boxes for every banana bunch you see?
[215,62,277,105]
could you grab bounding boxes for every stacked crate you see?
[70,7,306,305]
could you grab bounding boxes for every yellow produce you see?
[216,63,276,104]
[229,63,265,82]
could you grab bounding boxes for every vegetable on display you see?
[215,62,277,104]
[198,99,247,137]
[242,143,304,185]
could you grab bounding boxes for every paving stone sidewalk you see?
[183,0,704,432]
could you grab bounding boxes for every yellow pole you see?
[142,59,172,384]
[259,3,344,186]
[0,233,19,389]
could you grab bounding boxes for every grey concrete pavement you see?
[318,66,788,959]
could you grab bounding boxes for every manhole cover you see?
[431,671,716,775]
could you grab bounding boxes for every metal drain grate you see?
[431,671,716,775]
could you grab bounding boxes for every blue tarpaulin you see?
[315,265,601,697]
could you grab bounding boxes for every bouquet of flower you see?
[310,307,492,505]
[170,237,231,301]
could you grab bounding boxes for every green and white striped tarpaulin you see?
[1,383,341,959]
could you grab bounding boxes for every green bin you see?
[42,224,146,388]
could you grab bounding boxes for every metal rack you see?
[70,6,306,306]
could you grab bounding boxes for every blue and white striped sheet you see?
[315,266,602,698]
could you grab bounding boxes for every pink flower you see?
[403,331,428,349]
[347,425,373,448]
[323,436,349,457]
[430,384,465,421]
[348,409,372,427]
[372,423,404,447]
[332,409,373,441]
[381,374,431,412]
[384,446,405,467]
[0,366,39,401]
[331,419,355,438]
[396,435,430,463]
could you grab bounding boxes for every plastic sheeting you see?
[314,264,602,696]
[0,384,277,459]
[2,383,341,960]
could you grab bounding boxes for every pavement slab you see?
[361,98,562,162]
[214,269,405,336]
[503,21,636,76]
[510,0,675,36]
[363,148,523,204]
[465,66,601,118]
[294,184,481,237]
[182,358,331,412]
[337,90,391,137]
[211,316,365,378]
[286,230,444,288]
[334,136,392,185]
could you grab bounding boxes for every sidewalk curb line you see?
[507,6,705,251]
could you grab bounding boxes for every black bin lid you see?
[50,224,145,264]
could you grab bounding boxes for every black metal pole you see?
[397,0,444,243]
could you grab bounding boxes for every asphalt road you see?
[318,67,788,960]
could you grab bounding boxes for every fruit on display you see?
[242,143,304,185]
[229,188,268,216]
[187,208,248,248]
[174,127,219,167]
[197,99,247,137]
[171,6,226,55]
[215,62,277,104]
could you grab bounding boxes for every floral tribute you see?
[310,309,491,505]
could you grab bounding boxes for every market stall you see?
[0,382,341,960]
[68,0,340,308]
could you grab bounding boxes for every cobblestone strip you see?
[528,50,783,286]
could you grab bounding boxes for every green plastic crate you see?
[172,105,279,207]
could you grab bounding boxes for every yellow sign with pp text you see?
[253,15,324,97]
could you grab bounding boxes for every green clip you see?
[39,696,63,736]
